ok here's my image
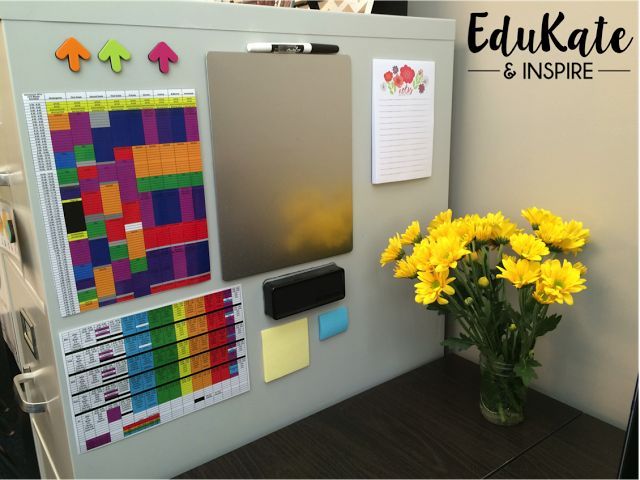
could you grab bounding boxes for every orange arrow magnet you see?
[55,37,90,72]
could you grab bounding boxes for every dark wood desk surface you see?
[488,413,625,479]
[177,354,625,479]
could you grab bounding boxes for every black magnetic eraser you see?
[263,263,345,320]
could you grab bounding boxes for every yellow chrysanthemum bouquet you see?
[380,207,589,425]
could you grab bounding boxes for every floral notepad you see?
[372,59,435,184]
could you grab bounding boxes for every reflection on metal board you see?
[207,52,353,280]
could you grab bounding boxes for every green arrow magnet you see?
[98,39,131,73]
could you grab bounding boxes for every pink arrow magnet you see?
[148,41,178,74]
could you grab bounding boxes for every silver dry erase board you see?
[207,52,353,280]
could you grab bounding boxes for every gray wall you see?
[408,1,638,428]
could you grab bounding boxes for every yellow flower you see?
[411,238,432,270]
[465,215,493,243]
[573,261,588,275]
[485,211,507,236]
[394,255,419,279]
[454,214,488,244]
[429,235,471,272]
[560,220,590,255]
[508,323,517,331]
[489,213,522,244]
[428,209,452,232]
[496,256,541,288]
[428,222,451,241]
[400,220,422,246]
[414,268,455,305]
[535,219,564,247]
[521,207,559,228]
[474,221,494,242]
[532,283,554,304]
[484,211,506,225]
[461,212,522,245]
[533,259,587,305]
[380,234,404,266]
[478,276,490,288]
[510,233,550,261]
[536,219,589,254]
[455,221,475,245]
[430,219,473,245]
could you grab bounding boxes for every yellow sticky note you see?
[261,318,309,383]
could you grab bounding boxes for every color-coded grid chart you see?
[60,286,250,454]
[22,89,210,317]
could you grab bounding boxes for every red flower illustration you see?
[393,75,404,87]
[418,83,425,94]
[400,65,415,84]
[384,71,393,82]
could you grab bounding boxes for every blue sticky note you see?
[318,306,348,341]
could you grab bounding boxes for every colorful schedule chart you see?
[22,89,210,317]
[59,286,250,454]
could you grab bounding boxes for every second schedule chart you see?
[59,285,250,453]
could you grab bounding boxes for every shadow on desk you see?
[176,354,624,479]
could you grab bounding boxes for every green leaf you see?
[441,336,474,351]
[514,357,541,386]
[505,302,520,319]
[480,301,493,322]
[535,314,562,338]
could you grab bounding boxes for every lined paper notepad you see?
[372,59,435,184]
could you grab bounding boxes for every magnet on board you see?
[98,39,131,73]
[148,42,179,74]
[55,37,91,73]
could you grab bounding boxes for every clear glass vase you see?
[479,354,526,426]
